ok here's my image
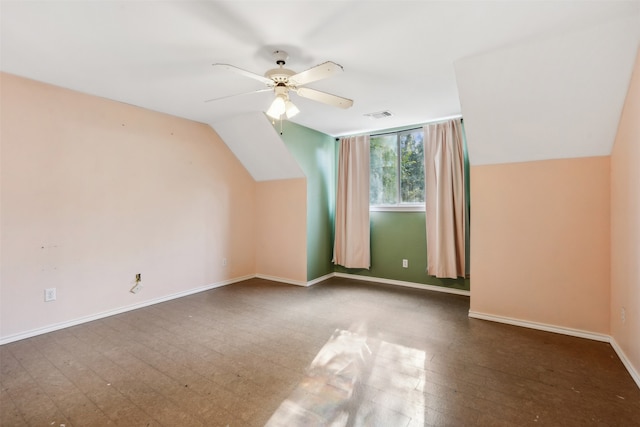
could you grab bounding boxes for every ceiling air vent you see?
[364,110,393,119]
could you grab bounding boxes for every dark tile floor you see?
[1,277,639,426]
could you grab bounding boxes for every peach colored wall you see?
[469,156,611,333]
[611,47,640,378]
[0,73,256,341]
[255,179,307,283]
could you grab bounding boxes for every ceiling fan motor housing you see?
[265,50,296,84]
[265,67,296,84]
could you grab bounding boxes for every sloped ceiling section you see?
[455,13,640,166]
[211,112,304,182]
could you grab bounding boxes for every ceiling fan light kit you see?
[284,99,300,119]
[266,83,299,120]
[209,50,353,121]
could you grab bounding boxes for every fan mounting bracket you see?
[272,50,289,66]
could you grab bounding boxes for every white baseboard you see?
[255,274,309,287]
[307,273,335,287]
[468,311,610,342]
[334,272,471,296]
[610,337,640,389]
[0,275,253,346]
[253,272,471,297]
[469,310,640,390]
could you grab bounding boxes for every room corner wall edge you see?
[0,275,255,346]
[469,310,640,390]
[610,338,640,390]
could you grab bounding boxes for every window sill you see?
[370,205,425,212]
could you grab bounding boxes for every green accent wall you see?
[334,211,469,291]
[277,118,469,292]
[277,120,336,281]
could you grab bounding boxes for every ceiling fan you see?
[206,50,353,120]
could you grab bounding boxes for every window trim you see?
[370,204,425,212]
[369,128,425,208]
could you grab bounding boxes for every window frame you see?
[369,128,425,212]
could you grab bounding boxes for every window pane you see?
[370,135,398,205]
[399,131,425,204]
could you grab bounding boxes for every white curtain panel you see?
[333,135,370,269]
[424,119,466,278]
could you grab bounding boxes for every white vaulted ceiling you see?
[1,1,638,168]
[455,12,639,166]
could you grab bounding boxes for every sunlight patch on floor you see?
[265,325,426,426]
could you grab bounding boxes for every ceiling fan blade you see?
[212,63,273,86]
[295,87,353,109]
[204,88,272,103]
[289,61,344,86]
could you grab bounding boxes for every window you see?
[370,129,424,209]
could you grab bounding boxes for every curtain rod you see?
[370,126,422,138]
[336,115,463,141]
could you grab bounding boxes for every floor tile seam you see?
[109,359,225,423]
[107,312,190,340]
[517,376,629,402]
[123,324,225,351]
[392,373,536,417]
[0,379,30,426]
[84,350,209,427]
[19,374,100,425]
[5,388,65,427]
[213,373,292,405]
[258,350,316,373]
[130,313,255,342]
[462,377,573,405]
[292,386,466,425]
[368,352,431,372]
[419,364,557,398]
[146,304,236,324]
[165,318,273,343]
[358,382,431,411]
[0,350,32,383]
[225,300,313,319]
[6,341,87,425]
[441,357,560,385]
[66,325,147,365]
[67,332,199,392]
[105,336,250,399]
[115,342,229,398]
[537,374,640,395]
[27,337,121,426]
[425,358,538,381]
[88,316,222,366]
[105,382,198,426]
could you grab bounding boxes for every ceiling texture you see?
[2,1,639,169]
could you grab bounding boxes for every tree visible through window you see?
[370,129,424,207]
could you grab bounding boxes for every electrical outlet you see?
[44,288,56,302]
[402,259,408,268]
[621,307,626,324]
[222,258,227,267]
